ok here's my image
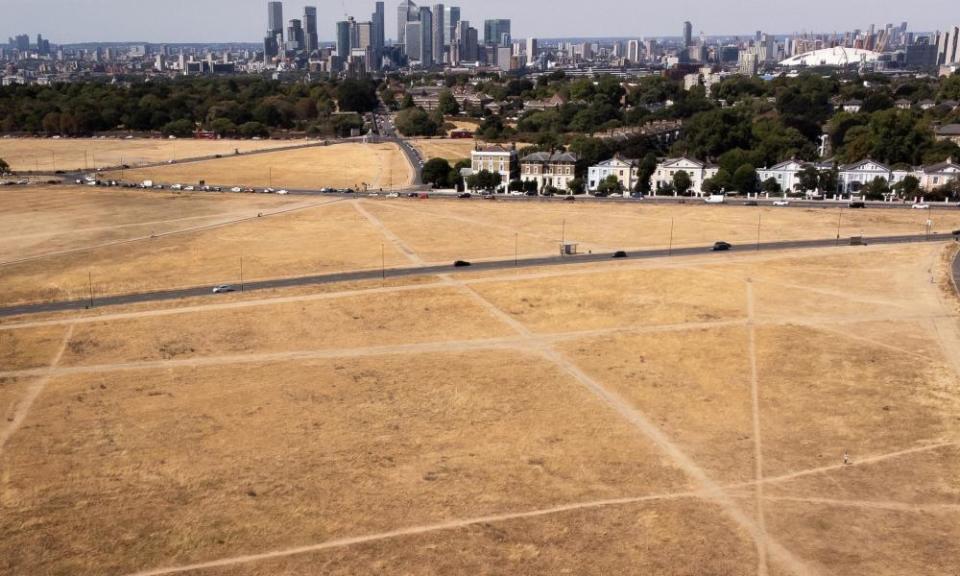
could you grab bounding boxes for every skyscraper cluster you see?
[257,0,517,71]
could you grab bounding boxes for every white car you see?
[212,285,236,294]
[386,192,399,198]
[912,203,930,210]
[231,187,242,193]
[184,186,195,191]
[773,200,790,207]
[170,184,183,190]
[509,191,524,196]
[277,189,289,195]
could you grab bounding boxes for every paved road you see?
[1,233,956,319]
[953,244,960,297]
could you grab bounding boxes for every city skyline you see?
[0,0,947,44]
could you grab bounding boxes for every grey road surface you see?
[1,233,956,319]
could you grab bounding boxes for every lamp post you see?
[835,208,843,246]
[669,218,675,256]
[756,212,762,251]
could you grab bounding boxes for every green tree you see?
[421,158,453,188]
[818,168,839,196]
[892,174,920,199]
[864,176,889,200]
[395,107,440,137]
[762,177,782,195]
[400,93,415,109]
[336,79,378,113]
[673,170,692,196]
[635,152,657,194]
[437,91,460,115]
[209,117,236,137]
[701,177,723,195]
[797,166,820,194]
[237,121,269,138]
[162,119,194,137]
[0,158,9,174]
[732,164,759,194]
[595,175,624,196]
[568,177,585,195]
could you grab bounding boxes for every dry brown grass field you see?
[104,143,413,190]
[1,234,959,576]
[408,138,477,162]
[1,187,960,575]
[0,137,300,172]
[3,193,960,308]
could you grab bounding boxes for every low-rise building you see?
[918,159,960,191]
[588,157,639,192]
[520,150,579,193]
[935,124,960,145]
[838,159,894,193]
[652,157,718,196]
[470,144,517,190]
[757,159,811,193]
[842,100,863,113]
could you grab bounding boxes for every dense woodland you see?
[0,77,379,138]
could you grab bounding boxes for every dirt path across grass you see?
[0,324,73,456]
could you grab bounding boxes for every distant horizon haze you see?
[1,0,946,45]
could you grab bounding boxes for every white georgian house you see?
[587,157,639,192]
[652,157,719,196]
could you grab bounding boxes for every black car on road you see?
[712,241,733,252]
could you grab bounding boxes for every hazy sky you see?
[0,0,943,44]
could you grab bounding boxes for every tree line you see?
[0,77,381,138]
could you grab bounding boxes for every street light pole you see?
[756,212,762,251]
[836,208,843,246]
[669,218,675,256]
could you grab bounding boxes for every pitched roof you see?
[839,159,891,172]
[922,161,960,174]
[593,157,639,168]
[661,157,708,168]
[936,124,960,136]
[762,159,812,172]
[521,151,578,163]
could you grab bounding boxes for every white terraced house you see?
[588,157,640,193]
[652,157,719,196]
[837,159,915,194]
[918,159,960,191]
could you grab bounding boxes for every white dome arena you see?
[779,47,881,67]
